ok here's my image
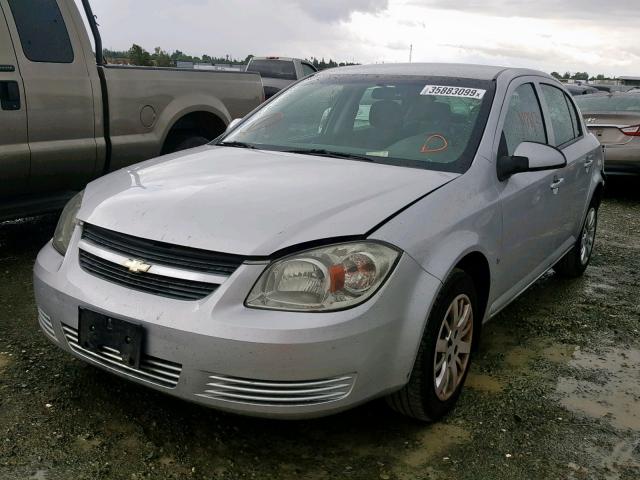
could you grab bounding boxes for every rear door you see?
[3,0,96,194]
[538,83,592,250]
[0,3,28,197]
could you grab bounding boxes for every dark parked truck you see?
[246,57,317,99]
[0,0,264,220]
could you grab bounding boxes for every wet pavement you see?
[0,178,639,480]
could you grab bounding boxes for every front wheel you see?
[386,269,477,421]
[555,204,598,277]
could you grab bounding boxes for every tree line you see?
[550,71,615,82]
[103,45,357,70]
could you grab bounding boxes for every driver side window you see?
[500,83,547,157]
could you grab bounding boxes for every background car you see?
[576,92,640,175]
[565,84,601,96]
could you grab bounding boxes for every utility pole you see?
[409,44,413,63]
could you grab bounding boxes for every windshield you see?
[247,59,297,80]
[220,74,495,173]
[575,94,640,112]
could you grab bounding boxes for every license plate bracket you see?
[78,309,144,369]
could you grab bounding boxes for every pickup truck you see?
[0,0,264,220]
[246,57,317,99]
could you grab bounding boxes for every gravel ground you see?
[1,178,639,480]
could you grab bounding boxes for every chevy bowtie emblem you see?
[586,118,596,123]
[123,259,151,273]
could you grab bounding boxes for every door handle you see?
[0,81,20,110]
[550,176,564,194]
[0,64,15,72]
[584,155,594,171]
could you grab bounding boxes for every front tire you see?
[386,269,477,421]
[555,203,598,277]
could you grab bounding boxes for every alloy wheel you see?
[433,294,473,401]
[580,207,597,265]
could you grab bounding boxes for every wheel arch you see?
[161,110,228,155]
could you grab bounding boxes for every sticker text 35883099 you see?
[420,85,486,99]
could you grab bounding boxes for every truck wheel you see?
[555,203,598,277]
[173,135,210,153]
[386,269,476,421]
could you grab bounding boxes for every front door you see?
[3,0,96,194]
[0,3,28,197]
[492,80,565,312]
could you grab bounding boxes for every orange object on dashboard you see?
[420,134,449,153]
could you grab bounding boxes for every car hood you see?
[80,146,458,256]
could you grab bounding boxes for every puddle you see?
[557,347,640,431]
[600,439,640,480]
[465,372,504,393]
[541,343,576,364]
[504,346,537,369]
[401,424,471,468]
[0,352,11,372]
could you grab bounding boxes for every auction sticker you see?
[420,85,486,99]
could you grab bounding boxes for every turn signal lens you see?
[246,242,400,312]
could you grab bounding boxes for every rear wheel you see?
[386,269,476,421]
[555,203,598,277]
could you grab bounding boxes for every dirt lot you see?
[1,179,639,480]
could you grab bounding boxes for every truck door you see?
[0,3,28,197]
[2,0,97,194]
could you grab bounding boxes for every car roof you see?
[320,63,552,81]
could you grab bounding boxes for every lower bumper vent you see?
[62,324,182,388]
[196,373,356,407]
[38,308,57,341]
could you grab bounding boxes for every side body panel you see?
[3,0,97,194]
[102,66,263,171]
[0,1,29,197]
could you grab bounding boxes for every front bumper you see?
[33,228,441,419]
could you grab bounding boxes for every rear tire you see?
[386,269,477,421]
[555,203,598,278]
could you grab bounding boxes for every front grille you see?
[79,249,217,301]
[82,223,245,276]
[196,373,356,406]
[38,308,57,341]
[62,324,182,388]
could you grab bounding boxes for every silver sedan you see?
[34,63,604,421]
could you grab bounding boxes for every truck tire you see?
[386,269,477,421]
[555,202,598,278]
[173,135,210,153]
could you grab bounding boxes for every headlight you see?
[52,191,83,256]
[246,242,400,312]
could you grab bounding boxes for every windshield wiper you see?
[284,148,375,162]
[218,141,257,149]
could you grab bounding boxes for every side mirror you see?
[226,118,242,132]
[497,142,566,181]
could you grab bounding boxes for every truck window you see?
[301,63,316,77]
[7,0,74,63]
[247,60,296,80]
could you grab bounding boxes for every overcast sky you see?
[78,0,640,77]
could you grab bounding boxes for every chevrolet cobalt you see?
[35,64,604,421]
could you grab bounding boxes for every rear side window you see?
[8,0,74,63]
[541,84,577,146]
[247,60,296,80]
[501,83,547,156]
